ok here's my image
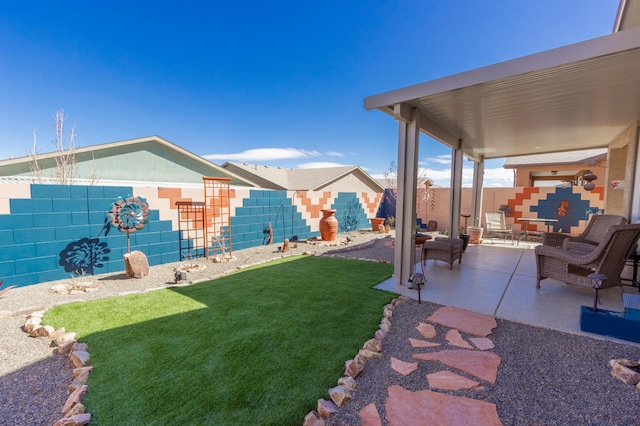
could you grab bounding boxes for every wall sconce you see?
[583,170,597,191]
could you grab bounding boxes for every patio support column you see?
[393,103,420,287]
[471,156,484,227]
[449,140,463,238]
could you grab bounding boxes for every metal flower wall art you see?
[108,195,150,253]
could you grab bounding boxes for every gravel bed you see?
[327,300,640,425]
[0,230,389,426]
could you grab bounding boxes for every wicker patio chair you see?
[535,223,640,292]
[421,237,463,270]
[485,211,514,244]
[541,214,627,249]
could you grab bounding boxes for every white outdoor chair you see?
[485,211,514,245]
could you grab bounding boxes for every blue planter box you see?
[579,305,640,343]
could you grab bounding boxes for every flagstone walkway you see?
[357,306,503,425]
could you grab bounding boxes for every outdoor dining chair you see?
[485,210,514,244]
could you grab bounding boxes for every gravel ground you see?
[3,230,640,425]
[0,230,390,426]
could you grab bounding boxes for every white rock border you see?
[303,295,410,425]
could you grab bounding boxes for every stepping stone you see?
[427,370,483,390]
[413,350,501,384]
[427,306,497,337]
[391,357,419,376]
[409,338,441,348]
[385,385,502,425]
[445,329,474,349]
[416,322,437,339]
[470,337,495,351]
[359,402,382,426]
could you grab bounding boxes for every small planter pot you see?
[370,217,385,232]
[460,234,470,251]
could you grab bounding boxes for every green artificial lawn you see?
[44,255,395,425]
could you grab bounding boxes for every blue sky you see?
[0,1,618,187]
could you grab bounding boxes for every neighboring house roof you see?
[503,148,608,169]
[221,162,385,191]
[0,136,254,187]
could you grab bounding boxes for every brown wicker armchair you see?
[541,214,627,249]
[535,223,640,291]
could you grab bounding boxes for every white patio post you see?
[471,156,484,227]
[448,140,464,237]
[394,103,420,286]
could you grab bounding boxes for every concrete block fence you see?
[0,183,383,288]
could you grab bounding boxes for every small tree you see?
[27,108,77,184]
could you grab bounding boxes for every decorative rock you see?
[345,359,364,378]
[30,325,55,337]
[68,370,90,391]
[329,385,352,407]
[70,351,90,368]
[409,338,440,348]
[427,306,497,337]
[30,309,47,318]
[390,357,419,376]
[49,328,67,340]
[24,316,42,333]
[72,342,89,352]
[359,402,382,426]
[385,385,501,425]
[51,284,74,294]
[63,402,86,417]
[62,384,88,414]
[73,366,94,377]
[124,250,150,278]
[363,338,382,353]
[383,308,393,318]
[374,329,388,341]
[317,398,338,419]
[416,323,437,339]
[413,350,501,384]
[445,329,474,349]
[427,370,483,390]
[13,305,48,316]
[610,359,640,385]
[337,376,356,391]
[359,349,383,360]
[58,339,78,354]
[384,303,395,311]
[470,337,495,351]
[380,317,391,327]
[54,332,77,346]
[54,413,91,426]
[303,411,325,426]
[379,322,390,333]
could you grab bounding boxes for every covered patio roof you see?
[364,25,640,161]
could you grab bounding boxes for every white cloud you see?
[298,161,349,169]
[483,167,514,187]
[325,151,345,157]
[203,148,321,162]
[424,155,452,165]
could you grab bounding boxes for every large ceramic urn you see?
[320,209,338,241]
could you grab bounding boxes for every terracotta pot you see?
[467,226,484,244]
[370,217,385,231]
[320,209,338,241]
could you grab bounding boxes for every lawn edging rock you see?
[303,295,410,425]
[22,309,92,426]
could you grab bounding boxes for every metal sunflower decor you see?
[108,195,150,252]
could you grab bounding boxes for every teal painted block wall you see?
[0,185,376,288]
